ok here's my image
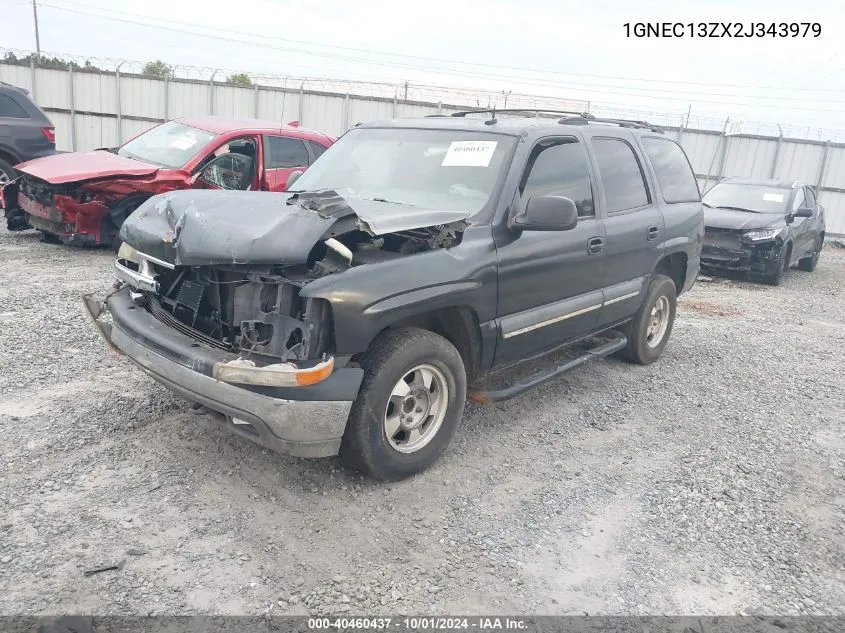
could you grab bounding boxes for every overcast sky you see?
[3,0,844,132]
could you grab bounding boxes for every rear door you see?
[585,131,664,327]
[262,135,311,191]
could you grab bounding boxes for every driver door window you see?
[792,188,806,212]
[195,137,257,191]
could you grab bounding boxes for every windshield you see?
[289,127,515,215]
[702,183,790,214]
[118,121,217,168]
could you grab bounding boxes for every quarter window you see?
[520,139,595,217]
[804,187,816,207]
[592,138,649,213]
[0,94,29,118]
[641,137,700,203]
[264,136,309,169]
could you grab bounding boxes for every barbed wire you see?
[3,47,844,141]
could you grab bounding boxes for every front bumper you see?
[83,287,364,458]
[701,239,783,276]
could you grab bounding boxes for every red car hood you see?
[16,150,159,185]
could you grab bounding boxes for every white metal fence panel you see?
[1,62,844,235]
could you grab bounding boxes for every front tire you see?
[798,237,821,272]
[340,327,467,481]
[763,244,790,286]
[0,158,16,187]
[620,274,677,365]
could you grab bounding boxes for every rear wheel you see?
[620,274,677,365]
[340,327,466,481]
[798,237,821,272]
[0,158,15,186]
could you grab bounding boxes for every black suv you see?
[701,177,826,285]
[0,82,56,189]
[84,110,704,480]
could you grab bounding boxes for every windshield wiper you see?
[714,205,760,213]
[364,197,416,207]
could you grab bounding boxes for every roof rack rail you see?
[558,115,663,133]
[449,108,592,118]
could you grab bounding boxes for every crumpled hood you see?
[16,150,159,185]
[704,207,787,231]
[119,189,470,266]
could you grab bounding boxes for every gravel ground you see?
[0,226,843,617]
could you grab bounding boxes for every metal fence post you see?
[298,82,304,124]
[254,82,260,118]
[115,61,125,144]
[769,125,783,179]
[68,65,77,151]
[816,140,831,199]
[30,57,37,101]
[702,117,729,192]
[163,75,169,120]
[343,93,350,131]
[208,69,218,115]
[392,90,398,118]
[437,101,442,115]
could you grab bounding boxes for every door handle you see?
[588,237,604,255]
[647,225,659,241]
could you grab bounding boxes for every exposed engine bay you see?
[117,218,464,364]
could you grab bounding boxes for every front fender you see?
[300,237,498,355]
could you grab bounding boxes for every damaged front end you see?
[701,226,787,276]
[7,173,175,246]
[84,188,467,456]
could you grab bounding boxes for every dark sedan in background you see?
[0,82,56,186]
[701,177,826,285]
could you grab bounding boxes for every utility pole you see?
[32,0,41,64]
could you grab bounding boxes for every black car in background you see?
[701,177,826,285]
[0,82,56,188]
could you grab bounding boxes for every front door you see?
[493,136,606,367]
[585,132,665,327]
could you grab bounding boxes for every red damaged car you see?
[1,116,334,248]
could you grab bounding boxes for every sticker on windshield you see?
[763,192,784,203]
[441,141,498,167]
[170,135,199,151]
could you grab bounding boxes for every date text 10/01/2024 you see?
[624,22,821,37]
[307,617,529,630]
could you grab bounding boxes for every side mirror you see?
[510,195,579,232]
[793,207,813,218]
[286,170,304,190]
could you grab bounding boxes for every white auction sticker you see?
[763,192,784,203]
[441,141,498,167]
[170,135,198,151]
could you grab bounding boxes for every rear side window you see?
[0,94,29,118]
[264,135,309,169]
[592,138,650,213]
[641,137,700,203]
[520,139,595,217]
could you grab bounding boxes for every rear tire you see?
[798,238,821,272]
[0,158,16,186]
[340,327,466,481]
[620,274,677,365]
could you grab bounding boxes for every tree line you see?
[2,52,252,86]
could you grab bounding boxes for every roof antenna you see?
[485,105,497,126]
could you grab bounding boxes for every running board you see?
[468,333,627,403]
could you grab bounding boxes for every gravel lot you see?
[0,226,843,617]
